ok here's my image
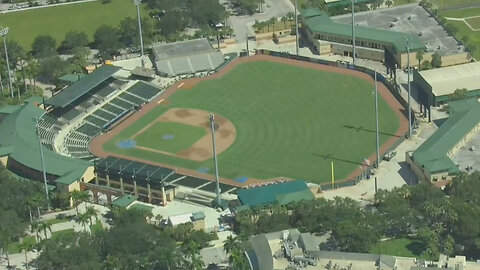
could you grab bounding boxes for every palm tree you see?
[223,235,240,254]
[184,241,204,270]
[85,206,98,226]
[286,12,294,21]
[39,222,52,239]
[19,237,35,270]
[270,17,277,32]
[281,16,288,29]
[0,235,12,268]
[416,51,424,69]
[71,190,90,214]
[76,212,90,232]
[30,222,41,242]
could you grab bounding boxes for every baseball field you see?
[92,56,406,184]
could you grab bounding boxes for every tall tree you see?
[19,237,35,270]
[431,52,442,68]
[38,56,68,85]
[61,31,89,53]
[32,35,57,58]
[93,25,121,58]
[416,50,424,68]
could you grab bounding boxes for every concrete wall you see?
[330,42,384,61]
[398,51,471,69]
[277,35,296,45]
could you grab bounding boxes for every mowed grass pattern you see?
[441,7,480,59]
[0,0,145,49]
[104,61,399,183]
[135,122,207,154]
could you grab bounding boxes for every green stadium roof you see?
[301,8,425,53]
[237,180,314,207]
[413,99,480,174]
[59,73,86,84]
[0,103,90,184]
[112,194,138,208]
[325,0,374,8]
[45,65,121,108]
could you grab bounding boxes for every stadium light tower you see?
[209,114,221,207]
[351,0,356,66]
[294,0,299,55]
[0,27,13,98]
[374,70,380,168]
[36,111,51,211]
[133,0,145,68]
[406,36,412,139]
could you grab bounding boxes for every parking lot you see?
[332,3,463,55]
[451,131,480,173]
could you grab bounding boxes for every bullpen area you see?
[90,55,406,185]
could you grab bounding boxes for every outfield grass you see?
[134,122,207,154]
[104,61,400,183]
[0,0,147,49]
[370,238,429,259]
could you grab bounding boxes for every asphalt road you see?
[227,0,295,42]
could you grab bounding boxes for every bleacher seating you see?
[61,107,83,121]
[126,82,159,100]
[85,115,108,128]
[102,103,125,115]
[95,84,117,98]
[93,110,116,122]
[118,92,144,106]
[76,123,100,137]
[110,98,134,110]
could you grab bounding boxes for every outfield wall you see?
[254,49,408,190]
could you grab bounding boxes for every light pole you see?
[133,0,145,68]
[0,27,13,98]
[406,36,412,139]
[351,0,356,66]
[35,111,51,211]
[294,0,299,55]
[374,70,380,168]
[209,114,221,207]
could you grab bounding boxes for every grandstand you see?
[152,38,225,77]
[0,103,91,186]
[62,81,162,160]
[94,156,238,204]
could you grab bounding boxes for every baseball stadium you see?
[0,50,407,206]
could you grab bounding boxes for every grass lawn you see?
[255,21,295,34]
[393,0,416,6]
[440,7,480,18]
[428,0,480,9]
[45,217,71,226]
[441,19,480,59]
[90,221,103,234]
[104,61,400,183]
[129,203,154,213]
[466,17,480,29]
[0,0,148,49]
[134,122,207,154]
[7,236,36,254]
[51,228,75,240]
[370,238,430,259]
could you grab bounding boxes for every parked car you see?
[383,150,397,161]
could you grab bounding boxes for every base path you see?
[90,54,408,187]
